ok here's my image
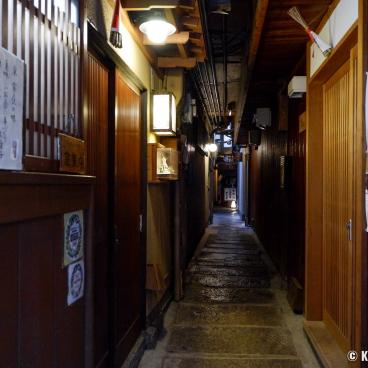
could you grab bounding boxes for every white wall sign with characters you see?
[224,188,236,201]
[0,47,24,170]
[67,260,85,306]
[64,210,84,266]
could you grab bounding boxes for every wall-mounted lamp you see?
[139,18,176,44]
[206,143,218,153]
[152,92,177,136]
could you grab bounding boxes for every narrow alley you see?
[1,0,367,367]
[139,209,319,368]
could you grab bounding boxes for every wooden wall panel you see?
[0,173,93,368]
[86,52,110,368]
[18,218,58,367]
[322,59,353,351]
[0,224,18,367]
[249,128,288,275]
[287,97,306,287]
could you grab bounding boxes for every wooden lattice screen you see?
[0,0,81,171]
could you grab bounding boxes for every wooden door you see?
[113,72,143,366]
[86,52,111,367]
[322,50,357,351]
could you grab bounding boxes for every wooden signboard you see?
[59,134,86,174]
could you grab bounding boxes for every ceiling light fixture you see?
[139,19,176,44]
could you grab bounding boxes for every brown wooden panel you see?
[114,72,143,366]
[18,217,58,367]
[0,224,18,368]
[86,52,110,367]
[322,58,354,351]
[287,97,306,288]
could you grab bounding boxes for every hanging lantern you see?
[152,92,177,136]
[288,6,332,57]
[110,0,122,48]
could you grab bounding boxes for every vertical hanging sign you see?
[64,210,84,266]
[0,47,24,170]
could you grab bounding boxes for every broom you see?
[288,6,332,57]
[110,0,123,48]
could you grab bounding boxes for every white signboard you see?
[224,188,236,202]
[0,47,24,170]
[64,211,84,266]
[67,260,85,306]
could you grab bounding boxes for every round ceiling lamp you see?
[139,19,176,44]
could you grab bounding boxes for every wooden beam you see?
[123,0,179,10]
[158,57,196,68]
[143,32,190,45]
[164,9,188,58]
[234,0,269,143]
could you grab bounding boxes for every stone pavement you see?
[139,209,320,368]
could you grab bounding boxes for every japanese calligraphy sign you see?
[59,133,86,174]
[0,47,24,170]
[64,210,84,267]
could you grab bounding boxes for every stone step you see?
[174,304,285,327]
[182,285,275,305]
[187,273,270,288]
[162,357,303,368]
[167,326,298,356]
[187,264,268,277]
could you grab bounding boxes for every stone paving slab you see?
[201,248,260,255]
[196,258,266,268]
[197,252,262,262]
[183,285,275,304]
[188,264,268,277]
[162,357,303,368]
[167,326,298,356]
[206,243,258,250]
[187,273,270,288]
[175,304,284,327]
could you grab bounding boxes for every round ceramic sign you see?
[65,213,82,259]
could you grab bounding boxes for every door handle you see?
[346,219,352,241]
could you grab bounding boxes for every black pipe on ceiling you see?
[223,14,228,118]
[197,64,217,122]
[198,0,222,125]
[190,72,214,126]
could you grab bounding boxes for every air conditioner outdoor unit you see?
[255,108,271,129]
[288,76,306,98]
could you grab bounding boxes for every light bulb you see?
[139,20,176,44]
[207,143,218,153]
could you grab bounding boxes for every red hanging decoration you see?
[110,0,123,48]
[288,6,332,57]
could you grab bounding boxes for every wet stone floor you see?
[139,210,319,368]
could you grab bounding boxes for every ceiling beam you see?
[143,32,190,45]
[164,9,189,58]
[158,57,196,68]
[234,0,269,143]
[122,0,179,11]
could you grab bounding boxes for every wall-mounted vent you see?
[288,76,307,98]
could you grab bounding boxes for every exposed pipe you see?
[203,62,221,124]
[223,14,228,117]
[190,71,215,126]
[198,0,222,124]
[198,63,218,124]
